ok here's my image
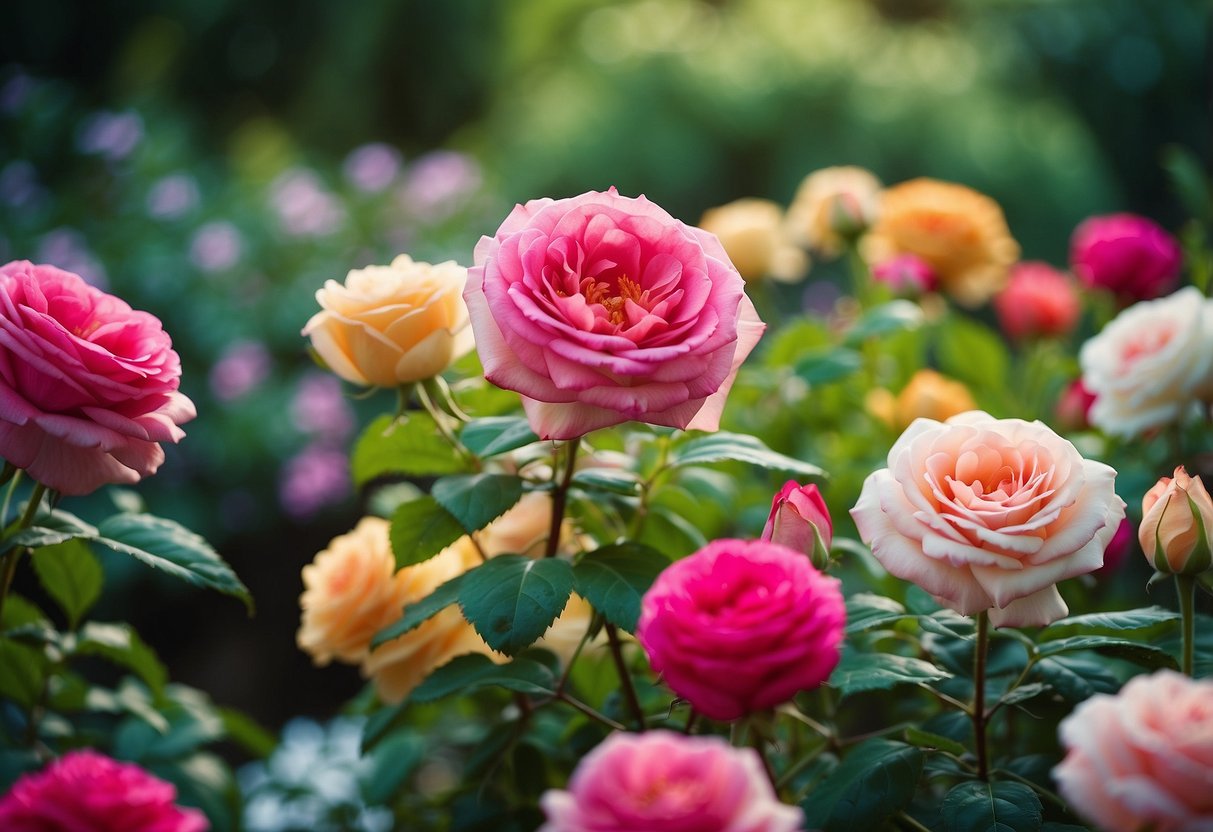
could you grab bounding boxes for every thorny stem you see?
[973,611,991,781]
[606,622,646,731]
[544,441,579,558]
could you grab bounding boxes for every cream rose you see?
[303,254,473,387]
[850,411,1125,627]
[1079,286,1213,438]
[786,166,882,256]
[698,198,807,283]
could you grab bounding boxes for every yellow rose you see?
[303,254,473,387]
[698,199,808,283]
[786,166,882,256]
[862,178,1019,307]
[869,369,978,431]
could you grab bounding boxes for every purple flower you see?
[342,143,402,193]
[0,161,43,208]
[147,173,200,220]
[270,169,346,237]
[190,221,244,272]
[77,110,144,162]
[279,444,350,519]
[400,151,481,221]
[290,372,355,442]
[210,340,272,402]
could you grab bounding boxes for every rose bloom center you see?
[537,245,682,338]
[924,442,1055,541]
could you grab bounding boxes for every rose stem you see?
[544,440,579,558]
[972,610,990,781]
[606,621,646,732]
[1176,574,1197,676]
[0,482,48,624]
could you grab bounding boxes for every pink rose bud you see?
[871,254,937,295]
[1054,379,1096,432]
[762,480,833,569]
[637,538,845,721]
[1070,213,1183,302]
[539,730,802,832]
[1139,466,1213,575]
[993,261,1081,341]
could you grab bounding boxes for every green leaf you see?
[352,413,468,485]
[459,555,574,655]
[2,508,99,553]
[371,571,468,649]
[432,474,524,534]
[461,417,540,458]
[843,300,925,345]
[795,347,864,385]
[31,539,103,628]
[936,315,1010,392]
[1,593,48,630]
[846,593,910,634]
[0,637,46,708]
[389,496,466,569]
[905,727,966,757]
[364,732,426,804]
[1033,655,1119,702]
[831,648,952,697]
[1039,607,1180,641]
[72,622,168,695]
[639,506,707,558]
[572,543,670,632]
[410,653,557,703]
[1036,636,1178,670]
[571,468,642,495]
[800,739,924,831]
[671,432,826,481]
[95,514,252,612]
[940,780,1043,832]
[217,708,277,759]
[997,682,1051,708]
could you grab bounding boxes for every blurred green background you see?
[0,0,1208,726]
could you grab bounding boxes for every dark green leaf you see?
[843,300,925,345]
[389,496,466,569]
[846,593,910,634]
[1034,655,1119,702]
[831,648,952,697]
[1039,607,1179,641]
[459,555,574,655]
[997,682,1051,708]
[2,508,99,553]
[0,637,46,708]
[671,432,826,481]
[73,622,168,695]
[371,571,468,648]
[364,732,426,804]
[352,413,467,485]
[940,780,1042,832]
[432,474,524,534]
[800,739,924,831]
[639,506,707,557]
[905,727,966,757]
[571,468,642,495]
[95,514,252,612]
[217,708,276,759]
[795,347,864,385]
[31,539,103,628]
[410,653,557,702]
[936,316,1010,392]
[572,543,670,632]
[461,417,540,458]
[1036,636,1178,670]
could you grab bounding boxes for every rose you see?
[1070,213,1182,302]
[1054,670,1213,832]
[465,188,765,439]
[850,411,1125,627]
[1079,287,1213,438]
[303,254,473,388]
[637,538,845,721]
[0,749,208,832]
[871,254,937,296]
[786,165,882,255]
[1054,379,1096,432]
[993,261,1080,341]
[1095,517,1134,577]
[1139,466,1213,575]
[0,261,195,496]
[698,198,807,283]
[539,730,802,832]
[762,481,833,568]
[866,369,977,432]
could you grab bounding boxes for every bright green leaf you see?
[461,417,540,458]
[795,347,864,385]
[571,469,642,496]
[389,497,466,569]
[2,508,99,553]
[352,414,468,486]
[672,432,825,481]
[432,474,524,534]
[1039,607,1179,641]
[940,780,1042,832]
[458,555,574,655]
[843,300,925,345]
[31,539,103,628]
[572,543,670,632]
[936,315,1010,392]
[800,739,924,831]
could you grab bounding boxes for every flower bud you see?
[871,254,937,296]
[1138,466,1213,575]
[762,481,833,569]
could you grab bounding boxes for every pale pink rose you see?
[850,411,1125,627]
[762,481,833,568]
[0,261,195,495]
[1070,213,1182,302]
[1079,287,1213,438]
[871,254,937,295]
[465,188,765,439]
[1054,670,1213,832]
[0,749,208,832]
[637,538,844,721]
[539,730,802,832]
[994,261,1081,341]
[1139,466,1213,575]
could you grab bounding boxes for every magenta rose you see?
[1070,213,1182,302]
[1054,670,1213,832]
[762,480,833,568]
[637,538,845,721]
[465,188,765,439]
[0,261,195,495]
[0,749,209,832]
[539,730,802,832]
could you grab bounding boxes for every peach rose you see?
[303,254,473,387]
[867,369,978,432]
[786,166,882,256]
[851,411,1125,627]
[1139,466,1213,575]
[1054,670,1213,832]
[698,198,807,283]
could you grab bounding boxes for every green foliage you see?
[410,653,557,703]
[30,539,102,629]
[671,432,826,481]
[352,413,469,485]
[459,555,574,655]
[432,474,525,534]
[843,301,925,346]
[831,648,953,698]
[389,496,467,569]
[461,417,541,458]
[940,781,1043,832]
[800,740,924,831]
[72,621,168,695]
[571,543,669,632]
[372,572,468,647]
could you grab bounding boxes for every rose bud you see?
[762,481,833,569]
[1139,466,1213,575]
[871,254,937,296]
[1070,213,1183,302]
[993,261,1080,341]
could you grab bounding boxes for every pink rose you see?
[1054,378,1096,433]
[993,261,1080,341]
[1094,516,1133,577]
[465,188,765,439]
[0,261,195,495]
[539,730,802,832]
[1054,670,1213,832]
[850,411,1125,627]
[636,538,845,721]
[762,481,833,568]
[871,254,937,296]
[1070,213,1182,302]
[0,749,209,832]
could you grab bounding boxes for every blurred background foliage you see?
[0,0,1208,728]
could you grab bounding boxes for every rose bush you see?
[0,260,195,495]
[464,188,765,439]
[851,411,1125,626]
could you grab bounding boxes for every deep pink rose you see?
[993,261,1080,341]
[1054,670,1213,832]
[0,261,195,495]
[762,481,833,568]
[465,188,765,439]
[1094,516,1133,577]
[871,254,937,295]
[1054,378,1096,433]
[637,538,845,721]
[539,730,802,832]
[0,749,208,832]
[1070,213,1182,301]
